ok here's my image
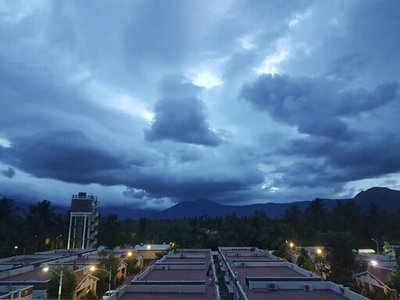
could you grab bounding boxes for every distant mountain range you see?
[149,187,400,219]
[7,187,400,220]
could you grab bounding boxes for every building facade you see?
[67,193,99,249]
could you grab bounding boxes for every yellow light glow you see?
[127,251,133,257]
[289,242,295,248]
[42,266,49,273]
[146,245,151,250]
[316,248,322,255]
[89,265,96,272]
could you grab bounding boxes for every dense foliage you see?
[47,267,77,299]
[93,254,122,297]
[1,196,399,294]
[0,198,67,257]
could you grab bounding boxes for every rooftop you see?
[119,292,210,300]
[229,256,280,262]
[140,269,208,281]
[1,269,51,282]
[162,257,207,263]
[234,266,307,279]
[246,289,349,300]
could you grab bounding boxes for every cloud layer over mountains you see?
[1,0,400,208]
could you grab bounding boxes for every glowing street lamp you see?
[127,251,133,257]
[316,248,322,255]
[14,245,18,250]
[370,260,378,267]
[289,242,295,249]
[146,245,151,250]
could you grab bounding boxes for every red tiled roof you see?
[119,292,210,300]
[141,269,207,281]
[234,266,306,279]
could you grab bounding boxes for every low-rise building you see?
[0,285,33,300]
[354,265,398,299]
[109,249,220,300]
[219,246,369,300]
[0,265,98,300]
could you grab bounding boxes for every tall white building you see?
[67,192,99,249]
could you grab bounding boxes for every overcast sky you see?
[1,0,400,209]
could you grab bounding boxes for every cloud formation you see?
[1,167,15,179]
[1,0,400,208]
[145,78,221,146]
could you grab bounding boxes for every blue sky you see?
[1,0,399,209]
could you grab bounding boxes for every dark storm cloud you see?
[242,73,400,190]
[145,78,221,146]
[241,75,399,138]
[0,131,126,183]
[1,167,15,179]
[0,130,261,202]
[280,133,400,186]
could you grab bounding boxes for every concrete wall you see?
[127,284,206,293]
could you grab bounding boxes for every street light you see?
[146,245,151,250]
[316,248,322,255]
[289,242,295,249]
[370,260,378,267]
[127,251,133,257]
[89,265,112,292]
[14,245,18,250]
[42,265,63,300]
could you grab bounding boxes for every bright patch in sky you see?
[255,39,289,75]
[239,36,255,50]
[112,94,154,121]
[269,186,280,193]
[288,10,311,28]
[0,137,11,148]
[189,71,223,89]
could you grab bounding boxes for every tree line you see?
[1,197,399,297]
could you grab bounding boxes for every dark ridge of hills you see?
[150,187,400,219]
[4,186,399,220]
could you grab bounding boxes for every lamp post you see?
[42,265,63,300]
[90,265,112,292]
